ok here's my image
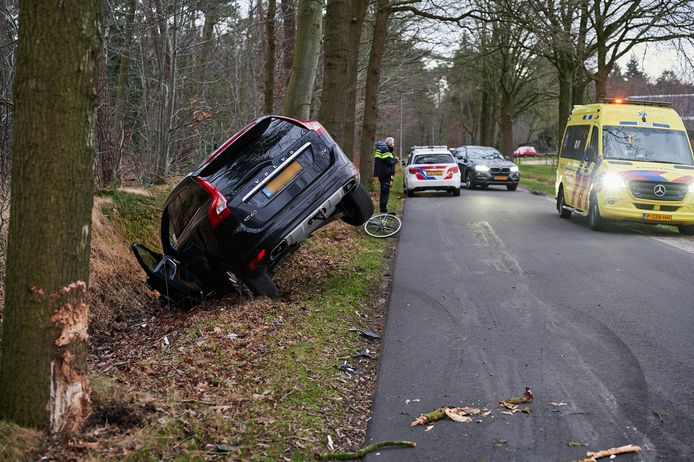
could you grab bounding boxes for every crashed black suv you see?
[133,115,373,304]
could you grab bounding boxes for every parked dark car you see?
[454,145,520,191]
[133,115,373,305]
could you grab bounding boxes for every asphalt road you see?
[365,186,694,462]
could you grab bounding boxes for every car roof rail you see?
[410,145,449,150]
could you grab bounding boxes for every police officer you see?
[373,137,398,214]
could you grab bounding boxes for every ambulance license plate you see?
[642,213,672,221]
[495,175,508,181]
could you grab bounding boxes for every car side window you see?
[560,125,590,160]
[585,126,599,163]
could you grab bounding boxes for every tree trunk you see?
[319,0,350,144]
[0,0,100,431]
[499,95,513,156]
[280,0,295,81]
[557,59,572,149]
[479,90,492,146]
[112,0,136,157]
[284,0,323,119]
[96,0,116,188]
[358,0,390,186]
[264,0,277,113]
[198,0,219,98]
[342,0,367,159]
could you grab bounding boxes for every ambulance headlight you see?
[601,172,625,191]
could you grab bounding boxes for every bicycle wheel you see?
[364,213,402,238]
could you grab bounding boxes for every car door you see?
[559,124,590,207]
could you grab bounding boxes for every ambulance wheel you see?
[677,225,694,235]
[557,188,572,218]
[588,198,607,231]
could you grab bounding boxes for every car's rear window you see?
[201,118,309,192]
[413,153,454,164]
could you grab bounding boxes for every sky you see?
[620,42,694,82]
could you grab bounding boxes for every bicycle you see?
[364,213,402,238]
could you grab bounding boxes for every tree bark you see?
[96,0,116,188]
[342,0,367,159]
[198,0,219,98]
[358,0,390,186]
[281,0,295,81]
[284,0,323,119]
[112,0,136,156]
[557,58,572,148]
[264,0,277,113]
[319,0,350,144]
[499,94,514,156]
[0,0,100,430]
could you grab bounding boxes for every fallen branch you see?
[410,408,447,426]
[316,440,416,460]
[580,444,641,462]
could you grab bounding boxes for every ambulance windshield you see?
[603,126,693,165]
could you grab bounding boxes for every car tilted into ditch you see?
[133,115,373,305]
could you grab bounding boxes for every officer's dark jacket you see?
[373,141,397,178]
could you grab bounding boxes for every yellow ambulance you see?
[555,98,694,233]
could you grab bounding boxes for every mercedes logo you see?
[653,184,667,197]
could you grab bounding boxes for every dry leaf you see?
[481,410,492,417]
[425,425,434,432]
[444,407,480,423]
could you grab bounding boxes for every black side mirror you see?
[585,147,597,162]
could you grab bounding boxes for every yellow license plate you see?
[263,161,303,198]
[427,170,443,176]
[495,175,508,181]
[643,213,672,221]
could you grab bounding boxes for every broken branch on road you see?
[579,444,641,462]
[316,440,416,460]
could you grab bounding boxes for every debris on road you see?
[579,444,641,462]
[498,386,534,413]
[411,406,483,426]
[349,327,381,340]
[444,407,481,423]
[354,349,373,359]
[568,441,587,447]
[411,408,447,426]
[521,406,532,414]
[339,363,362,376]
[316,440,416,460]
[549,401,568,407]
[225,332,239,340]
[652,410,665,423]
[405,398,420,404]
[425,425,434,432]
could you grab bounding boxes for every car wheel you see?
[466,172,475,189]
[160,207,177,256]
[241,272,279,298]
[479,184,488,190]
[588,198,607,231]
[341,183,374,226]
[677,225,694,235]
[557,188,572,218]
[507,184,517,191]
[452,187,461,197]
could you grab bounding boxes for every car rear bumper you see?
[406,176,461,190]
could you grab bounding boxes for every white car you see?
[403,146,461,197]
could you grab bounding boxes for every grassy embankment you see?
[519,163,556,196]
[1,176,403,461]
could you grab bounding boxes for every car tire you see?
[160,207,177,256]
[507,184,518,191]
[341,183,374,226]
[557,188,572,218]
[677,225,694,235]
[466,172,476,189]
[479,184,488,190]
[452,187,461,197]
[241,272,279,298]
[588,197,607,231]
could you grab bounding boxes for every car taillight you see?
[248,248,266,270]
[193,176,231,229]
[448,166,459,173]
[303,120,326,135]
[409,167,418,174]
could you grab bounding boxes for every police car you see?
[403,146,461,197]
